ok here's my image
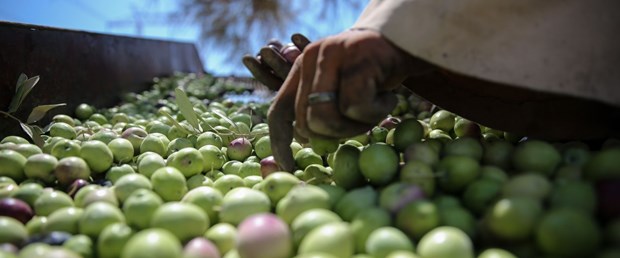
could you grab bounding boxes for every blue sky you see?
[0,0,362,76]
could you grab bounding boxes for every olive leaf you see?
[19,122,34,139]
[18,122,45,147]
[193,110,212,132]
[211,108,239,133]
[42,122,54,133]
[159,109,193,135]
[174,87,201,131]
[29,125,46,147]
[27,103,66,124]
[15,73,27,91]
[3,74,62,146]
[9,75,40,113]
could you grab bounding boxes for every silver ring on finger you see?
[307,92,337,105]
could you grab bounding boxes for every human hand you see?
[268,30,426,171]
[242,34,311,91]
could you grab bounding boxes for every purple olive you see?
[0,198,34,224]
[268,38,283,51]
[280,44,301,63]
[183,237,221,258]
[227,138,253,161]
[66,179,89,198]
[0,243,18,254]
[237,213,292,258]
[260,156,280,177]
[379,117,401,130]
[379,183,426,214]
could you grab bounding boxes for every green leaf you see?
[20,76,40,101]
[159,109,193,135]
[19,122,34,140]
[194,111,210,132]
[15,73,28,93]
[8,75,27,113]
[18,123,44,147]
[174,87,200,131]
[9,75,40,113]
[199,118,220,133]
[42,122,55,133]
[30,125,45,147]
[211,108,239,132]
[27,103,66,124]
